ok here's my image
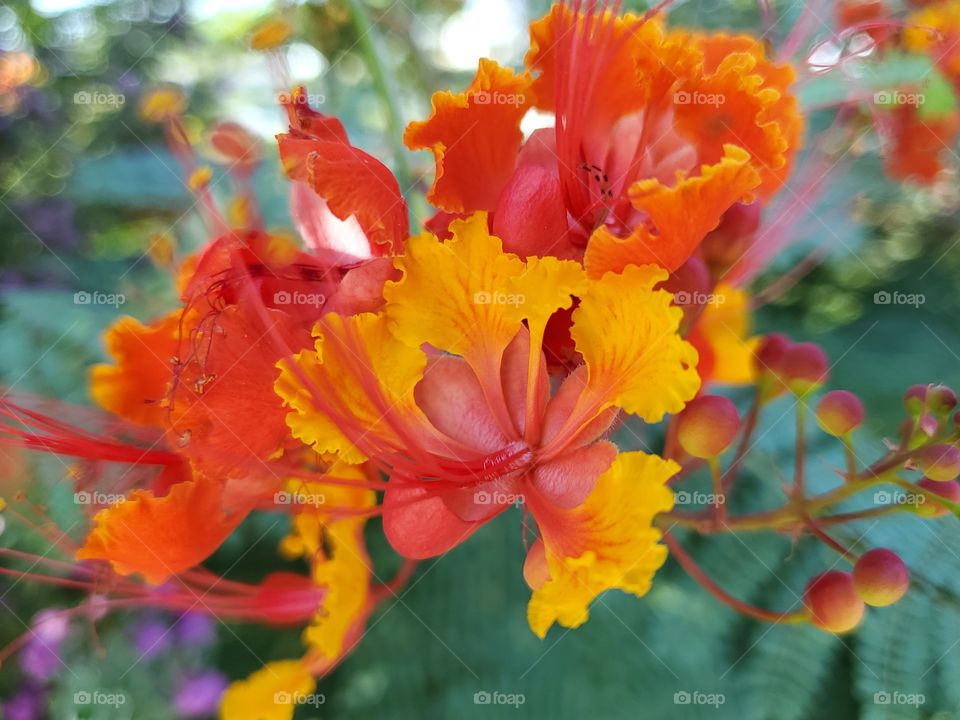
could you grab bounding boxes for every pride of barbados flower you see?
[276,212,700,637]
[404,1,802,275]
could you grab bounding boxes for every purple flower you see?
[19,610,70,681]
[174,670,229,718]
[175,612,216,648]
[3,687,46,720]
[133,618,173,660]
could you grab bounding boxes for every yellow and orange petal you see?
[77,479,247,584]
[585,145,760,276]
[90,311,181,428]
[277,463,376,662]
[403,59,531,213]
[276,312,427,464]
[905,1,960,81]
[526,451,677,638]
[688,284,759,386]
[219,660,315,720]
[384,213,525,377]
[570,264,701,423]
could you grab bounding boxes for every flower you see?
[277,213,698,636]
[404,2,802,275]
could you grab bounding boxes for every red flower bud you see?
[803,571,865,633]
[677,396,740,458]
[816,390,865,437]
[916,444,960,482]
[754,334,790,375]
[853,548,909,607]
[781,342,829,394]
[928,384,958,414]
[904,384,928,414]
[916,478,960,517]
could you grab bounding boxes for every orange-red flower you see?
[404,3,803,275]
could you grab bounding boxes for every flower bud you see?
[816,390,865,437]
[928,384,958,414]
[916,444,960,481]
[803,571,865,633]
[677,396,741,458]
[904,384,928,414]
[853,548,909,607]
[754,334,790,402]
[781,342,829,395]
[915,478,960,517]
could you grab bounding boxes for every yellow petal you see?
[527,451,677,638]
[696,284,759,385]
[570,265,701,422]
[384,213,525,377]
[276,313,426,464]
[504,256,587,338]
[219,660,315,720]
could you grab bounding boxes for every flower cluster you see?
[1,1,958,718]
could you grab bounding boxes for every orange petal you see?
[77,478,247,584]
[584,144,761,275]
[404,59,531,213]
[670,32,803,197]
[90,312,181,427]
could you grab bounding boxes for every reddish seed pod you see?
[915,478,960,517]
[676,395,741,459]
[780,342,830,394]
[853,549,909,607]
[816,390,865,437]
[803,571,865,633]
[916,444,960,482]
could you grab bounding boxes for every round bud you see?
[928,384,958,414]
[754,334,790,375]
[677,396,741,459]
[781,343,830,394]
[915,478,960,517]
[904,384,928,415]
[916,444,960,481]
[853,548,909,607]
[816,390,865,437]
[803,571,865,633]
